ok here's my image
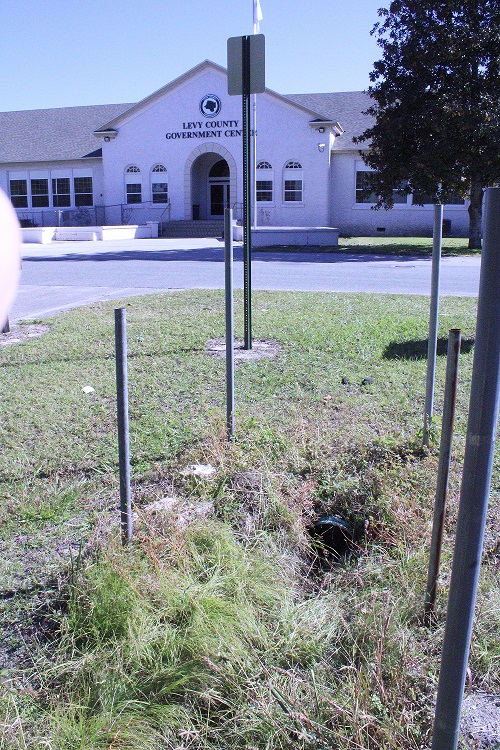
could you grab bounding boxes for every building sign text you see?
[166,120,255,140]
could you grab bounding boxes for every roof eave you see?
[94,128,119,139]
[309,119,344,135]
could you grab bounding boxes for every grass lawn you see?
[256,236,478,256]
[338,236,478,256]
[0,289,498,749]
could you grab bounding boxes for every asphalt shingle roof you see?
[0,91,374,164]
[285,91,374,148]
[0,103,133,163]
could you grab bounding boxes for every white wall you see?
[330,152,470,237]
[100,66,332,227]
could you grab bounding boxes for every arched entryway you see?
[185,144,237,220]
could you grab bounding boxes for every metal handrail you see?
[231,201,243,222]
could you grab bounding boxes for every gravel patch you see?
[0,323,50,347]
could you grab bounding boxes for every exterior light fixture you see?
[318,127,325,133]
[104,136,111,142]
[318,143,326,152]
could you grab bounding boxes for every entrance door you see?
[209,182,230,216]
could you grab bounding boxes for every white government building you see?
[0,60,469,239]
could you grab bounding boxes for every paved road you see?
[11,238,481,322]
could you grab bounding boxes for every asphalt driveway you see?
[10,238,481,322]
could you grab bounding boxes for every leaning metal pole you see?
[431,187,500,750]
[424,328,461,623]
[423,203,443,446]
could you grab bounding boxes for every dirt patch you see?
[134,496,214,530]
[460,692,500,749]
[207,338,282,361]
[0,324,50,347]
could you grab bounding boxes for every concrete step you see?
[160,220,224,238]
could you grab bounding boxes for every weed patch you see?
[0,289,497,749]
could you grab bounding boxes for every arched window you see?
[256,161,273,202]
[283,160,303,202]
[151,164,168,203]
[125,165,142,203]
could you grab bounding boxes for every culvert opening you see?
[308,515,355,565]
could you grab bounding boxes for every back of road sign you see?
[227,34,265,95]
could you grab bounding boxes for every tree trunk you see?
[468,179,484,250]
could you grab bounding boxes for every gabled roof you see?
[94,60,226,133]
[0,64,375,165]
[94,59,342,135]
[0,103,133,163]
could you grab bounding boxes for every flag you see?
[253,0,263,31]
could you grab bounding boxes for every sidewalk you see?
[21,237,228,259]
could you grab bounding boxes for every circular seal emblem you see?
[200,94,221,118]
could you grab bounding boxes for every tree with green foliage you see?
[355,0,500,249]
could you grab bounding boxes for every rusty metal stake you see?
[424,328,461,624]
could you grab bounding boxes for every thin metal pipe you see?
[424,203,443,446]
[431,187,500,750]
[424,328,461,623]
[224,208,235,441]
[114,308,132,544]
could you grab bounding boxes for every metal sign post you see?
[242,36,252,349]
[228,34,265,351]
[224,208,235,440]
[431,187,500,750]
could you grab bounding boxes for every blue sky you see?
[1,0,386,112]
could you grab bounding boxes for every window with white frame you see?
[412,189,465,206]
[31,178,50,207]
[125,166,142,204]
[52,177,71,207]
[355,170,377,203]
[9,179,28,208]
[74,176,93,206]
[392,179,409,204]
[256,161,273,202]
[283,160,303,202]
[355,169,409,204]
[151,164,168,203]
[8,170,94,209]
